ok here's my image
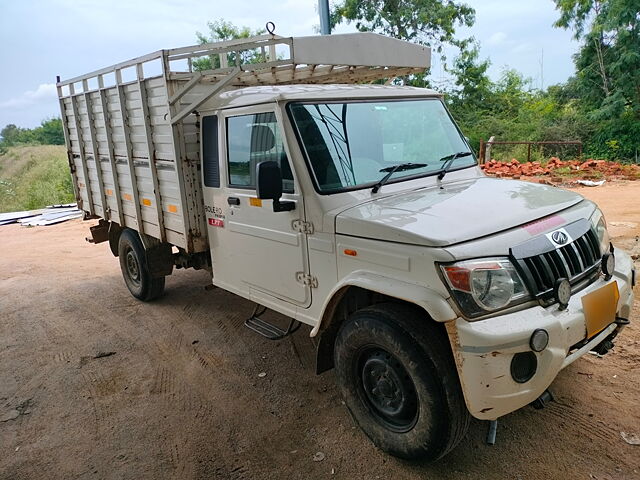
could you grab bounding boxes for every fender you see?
[310,270,458,337]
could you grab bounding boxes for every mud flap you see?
[145,243,173,278]
[86,219,110,244]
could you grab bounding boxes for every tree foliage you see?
[0,124,23,146]
[554,0,640,113]
[551,0,640,158]
[331,0,475,54]
[329,1,638,160]
[331,0,475,86]
[446,43,492,112]
[0,118,64,151]
[192,19,266,71]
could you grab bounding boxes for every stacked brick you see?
[480,157,640,184]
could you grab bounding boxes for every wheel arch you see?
[313,272,458,374]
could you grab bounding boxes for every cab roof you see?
[200,84,442,112]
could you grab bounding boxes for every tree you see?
[0,124,23,146]
[554,0,640,117]
[446,43,492,112]
[192,19,266,72]
[332,0,474,54]
[553,0,640,158]
[0,118,64,148]
[331,0,475,86]
[35,118,65,145]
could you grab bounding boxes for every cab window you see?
[226,112,294,192]
[288,99,474,193]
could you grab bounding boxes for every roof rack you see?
[57,32,431,124]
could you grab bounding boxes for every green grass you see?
[0,145,75,213]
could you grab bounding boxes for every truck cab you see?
[58,32,635,461]
[196,83,635,452]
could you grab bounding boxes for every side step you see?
[244,305,301,340]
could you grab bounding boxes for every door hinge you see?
[292,219,314,234]
[296,272,318,288]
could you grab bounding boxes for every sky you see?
[0,0,580,129]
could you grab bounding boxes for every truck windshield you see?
[288,99,476,193]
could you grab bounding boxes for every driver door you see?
[201,107,311,308]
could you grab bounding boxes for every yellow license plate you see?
[581,281,619,337]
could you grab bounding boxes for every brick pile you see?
[480,157,640,184]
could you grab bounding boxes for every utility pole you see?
[319,0,331,35]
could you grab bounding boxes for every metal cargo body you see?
[57,32,431,253]
[57,65,206,252]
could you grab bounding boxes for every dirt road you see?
[1,182,639,480]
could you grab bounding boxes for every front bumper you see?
[448,250,635,420]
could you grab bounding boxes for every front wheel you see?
[118,229,165,301]
[333,303,470,460]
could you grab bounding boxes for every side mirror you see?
[256,161,295,212]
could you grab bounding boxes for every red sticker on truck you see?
[522,215,564,235]
[208,218,224,227]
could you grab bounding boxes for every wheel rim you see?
[124,247,141,287]
[358,348,419,433]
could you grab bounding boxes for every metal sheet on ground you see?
[20,211,83,226]
[0,209,47,223]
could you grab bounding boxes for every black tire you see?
[333,303,470,460]
[118,229,165,301]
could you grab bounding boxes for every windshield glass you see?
[288,99,476,193]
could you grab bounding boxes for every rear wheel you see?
[118,229,165,301]
[333,303,470,460]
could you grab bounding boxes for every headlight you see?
[440,258,530,319]
[589,208,609,254]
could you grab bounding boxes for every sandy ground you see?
[1,182,639,480]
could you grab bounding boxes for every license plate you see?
[581,281,619,337]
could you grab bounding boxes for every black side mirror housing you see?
[256,161,295,212]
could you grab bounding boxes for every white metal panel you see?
[291,33,430,68]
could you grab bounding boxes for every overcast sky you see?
[0,0,579,129]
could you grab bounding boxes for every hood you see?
[335,177,583,246]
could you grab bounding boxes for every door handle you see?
[227,197,240,206]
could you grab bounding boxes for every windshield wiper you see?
[371,163,428,193]
[436,151,473,180]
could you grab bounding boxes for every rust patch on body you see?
[444,321,464,368]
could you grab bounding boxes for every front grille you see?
[511,219,601,299]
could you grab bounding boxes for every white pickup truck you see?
[57,32,635,460]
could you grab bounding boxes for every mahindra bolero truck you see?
[57,32,635,460]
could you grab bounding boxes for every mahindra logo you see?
[551,230,568,245]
